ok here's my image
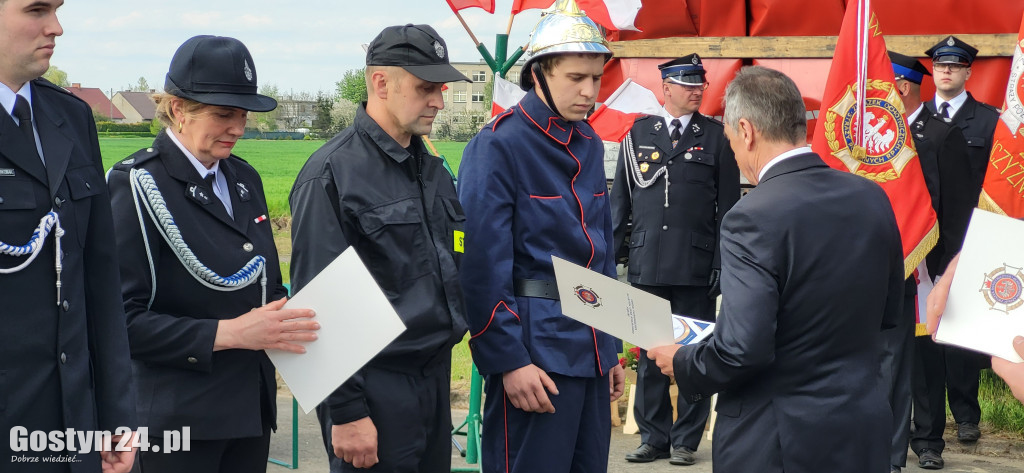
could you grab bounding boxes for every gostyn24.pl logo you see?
[10,427,190,454]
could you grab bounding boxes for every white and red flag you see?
[491,76,527,116]
[810,0,938,329]
[981,13,1024,218]
[588,78,662,142]
[445,0,495,13]
[512,0,642,31]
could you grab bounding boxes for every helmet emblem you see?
[243,60,253,82]
[434,41,445,59]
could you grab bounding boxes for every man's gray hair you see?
[722,66,806,145]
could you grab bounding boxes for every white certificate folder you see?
[935,209,1024,362]
[268,248,407,413]
[551,256,714,350]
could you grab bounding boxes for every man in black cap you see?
[887,51,975,473]
[610,53,739,466]
[922,34,998,449]
[0,1,137,471]
[290,24,469,472]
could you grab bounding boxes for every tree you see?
[336,68,367,104]
[249,84,281,132]
[331,99,358,132]
[483,75,495,109]
[43,65,69,87]
[312,91,335,136]
[132,77,150,92]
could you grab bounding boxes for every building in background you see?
[111,90,157,123]
[434,60,523,140]
[66,83,125,122]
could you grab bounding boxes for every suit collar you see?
[650,112,706,156]
[31,82,73,197]
[0,107,46,184]
[153,132,243,232]
[759,151,827,184]
[518,89,582,146]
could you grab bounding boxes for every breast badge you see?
[640,162,650,173]
[982,265,1024,313]
[651,152,660,161]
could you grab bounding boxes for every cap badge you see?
[434,41,445,59]
[244,60,253,82]
[691,56,699,64]
[947,37,955,47]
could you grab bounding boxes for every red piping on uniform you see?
[592,328,604,376]
[492,109,515,131]
[548,116,566,133]
[593,191,605,197]
[504,392,510,473]
[565,145,596,269]
[577,127,594,140]
[529,195,562,200]
[471,301,520,338]
[521,105,570,145]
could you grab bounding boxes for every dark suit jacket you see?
[924,92,999,196]
[610,113,741,286]
[107,131,285,439]
[673,153,904,473]
[910,110,975,278]
[0,79,135,471]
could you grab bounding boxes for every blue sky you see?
[51,0,544,96]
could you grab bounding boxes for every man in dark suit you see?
[0,1,136,471]
[922,35,999,446]
[610,53,740,466]
[888,51,976,472]
[648,66,904,473]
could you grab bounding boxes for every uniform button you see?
[60,352,67,364]
[62,300,70,311]
[187,356,198,364]
[242,243,254,252]
[54,197,63,208]
[668,160,673,165]
[85,182,91,190]
[147,148,154,152]
[664,203,670,208]
[662,225,668,230]
[0,196,4,204]
[684,153,693,160]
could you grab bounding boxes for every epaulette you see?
[633,114,655,123]
[111,146,159,171]
[490,108,515,132]
[978,101,1000,115]
[32,77,76,97]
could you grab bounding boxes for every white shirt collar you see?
[935,90,968,118]
[166,130,221,179]
[758,146,812,182]
[662,107,693,133]
[906,104,924,125]
[0,81,34,123]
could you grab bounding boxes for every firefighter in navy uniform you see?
[611,53,740,465]
[458,1,625,471]
[887,52,976,473]
[290,24,470,473]
[921,35,999,451]
[0,1,136,471]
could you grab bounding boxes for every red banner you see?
[810,0,937,278]
[980,13,1024,218]
[445,0,495,13]
[511,0,553,13]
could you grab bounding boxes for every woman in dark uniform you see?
[106,35,317,472]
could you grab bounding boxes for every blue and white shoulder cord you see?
[0,211,64,306]
[129,167,267,308]
[623,130,671,208]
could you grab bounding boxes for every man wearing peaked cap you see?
[922,34,999,454]
[924,36,999,195]
[611,52,739,466]
[458,1,626,471]
[886,51,976,473]
[290,23,469,472]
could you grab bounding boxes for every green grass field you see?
[98,137,467,219]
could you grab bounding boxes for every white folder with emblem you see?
[551,256,714,349]
[269,248,407,413]
[935,209,1024,362]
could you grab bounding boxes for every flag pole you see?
[505,13,516,35]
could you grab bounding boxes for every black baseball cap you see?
[164,35,278,112]
[366,24,470,83]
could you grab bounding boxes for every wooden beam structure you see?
[609,34,1017,59]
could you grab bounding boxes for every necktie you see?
[670,118,681,148]
[939,102,951,121]
[12,95,42,163]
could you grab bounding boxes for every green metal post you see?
[494,35,509,77]
[269,284,299,469]
[451,364,483,472]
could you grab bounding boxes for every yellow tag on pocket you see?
[454,230,465,253]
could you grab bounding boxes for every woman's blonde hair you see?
[152,93,207,128]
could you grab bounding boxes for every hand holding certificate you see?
[268,248,407,413]
[551,256,714,350]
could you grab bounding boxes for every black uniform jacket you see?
[289,104,467,425]
[910,110,975,278]
[924,92,999,195]
[673,153,904,473]
[610,113,740,286]
[0,79,135,472]
[107,131,285,440]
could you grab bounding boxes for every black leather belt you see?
[513,278,560,300]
